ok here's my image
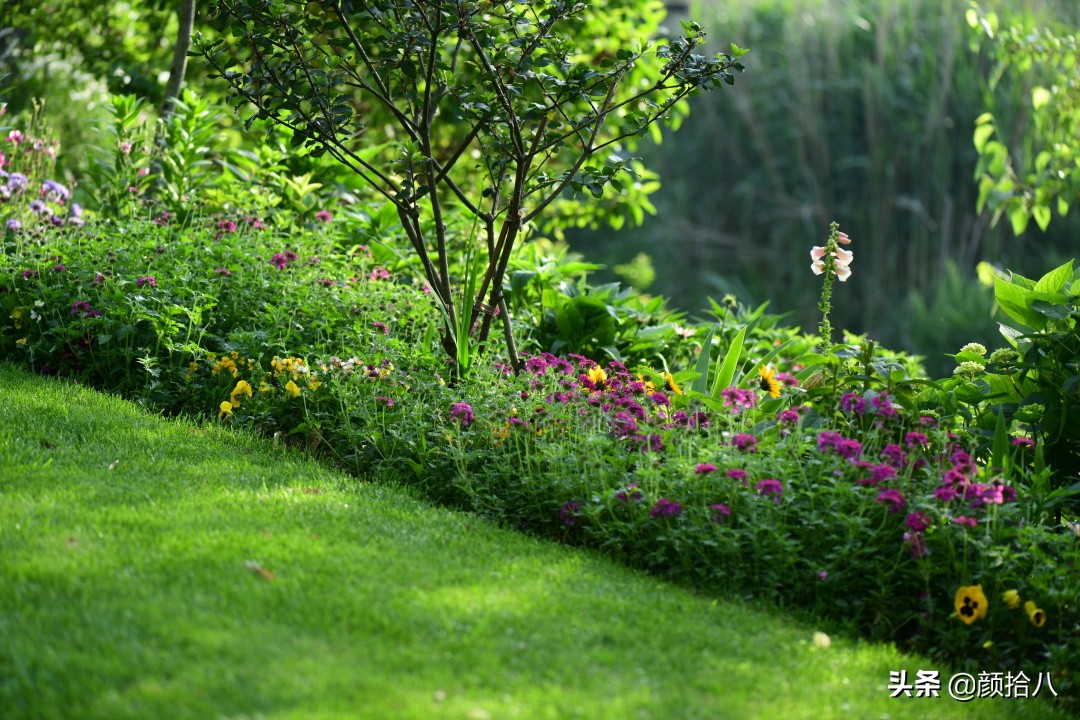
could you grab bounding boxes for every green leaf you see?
[712,325,746,398]
[1034,259,1073,294]
[1008,205,1030,236]
[994,277,1043,330]
[690,329,713,395]
[992,409,1009,471]
[973,123,995,153]
[1032,204,1051,231]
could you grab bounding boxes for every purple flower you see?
[880,444,907,468]
[835,438,862,460]
[904,431,929,447]
[777,408,800,426]
[214,267,233,276]
[954,515,978,528]
[525,356,548,376]
[694,463,718,475]
[315,210,332,222]
[708,504,731,523]
[70,301,92,315]
[615,484,643,505]
[1011,437,1035,449]
[648,392,670,407]
[905,512,931,533]
[611,411,638,438]
[271,253,289,270]
[135,275,156,287]
[217,219,237,233]
[650,497,682,518]
[41,179,70,202]
[732,433,758,453]
[559,501,581,527]
[875,488,906,513]
[5,218,21,232]
[934,485,960,503]
[755,479,784,504]
[840,392,867,414]
[725,468,749,484]
[372,321,389,334]
[52,263,67,273]
[720,387,756,411]
[450,402,473,427]
[871,391,898,417]
[21,269,39,279]
[903,531,928,559]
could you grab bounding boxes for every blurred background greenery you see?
[567,0,1080,375]
[3,0,1078,376]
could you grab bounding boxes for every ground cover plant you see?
[2,1,1079,715]
[11,365,1059,720]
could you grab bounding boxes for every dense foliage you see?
[2,1,1078,712]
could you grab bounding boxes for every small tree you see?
[198,0,747,373]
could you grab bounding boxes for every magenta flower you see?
[880,444,907,468]
[315,210,332,222]
[373,321,389,334]
[650,497,683,518]
[755,479,784,504]
[732,433,758,453]
[70,301,92,315]
[720,387,756,411]
[904,431,929,448]
[934,485,960,502]
[954,515,978,528]
[903,531,928,559]
[839,392,867,414]
[559,501,581,527]
[708,504,731,523]
[449,402,473,427]
[905,512,931,533]
[1011,437,1035,449]
[694,463,718,475]
[615,484,643,505]
[725,468,749,484]
[214,267,233,276]
[217,219,237,233]
[135,275,156,287]
[369,266,390,281]
[525,356,549,376]
[875,489,906,513]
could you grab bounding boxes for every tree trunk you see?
[161,0,196,117]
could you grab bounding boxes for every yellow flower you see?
[15,337,27,345]
[665,372,683,395]
[636,373,656,393]
[955,584,989,624]
[258,381,272,394]
[230,380,253,407]
[586,366,608,390]
[219,400,233,421]
[307,379,322,392]
[758,366,781,398]
[285,380,301,398]
[1002,589,1021,609]
[11,306,28,329]
[1025,600,1047,628]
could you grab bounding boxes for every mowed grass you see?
[0,365,1067,720]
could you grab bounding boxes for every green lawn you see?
[0,365,1067,720]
